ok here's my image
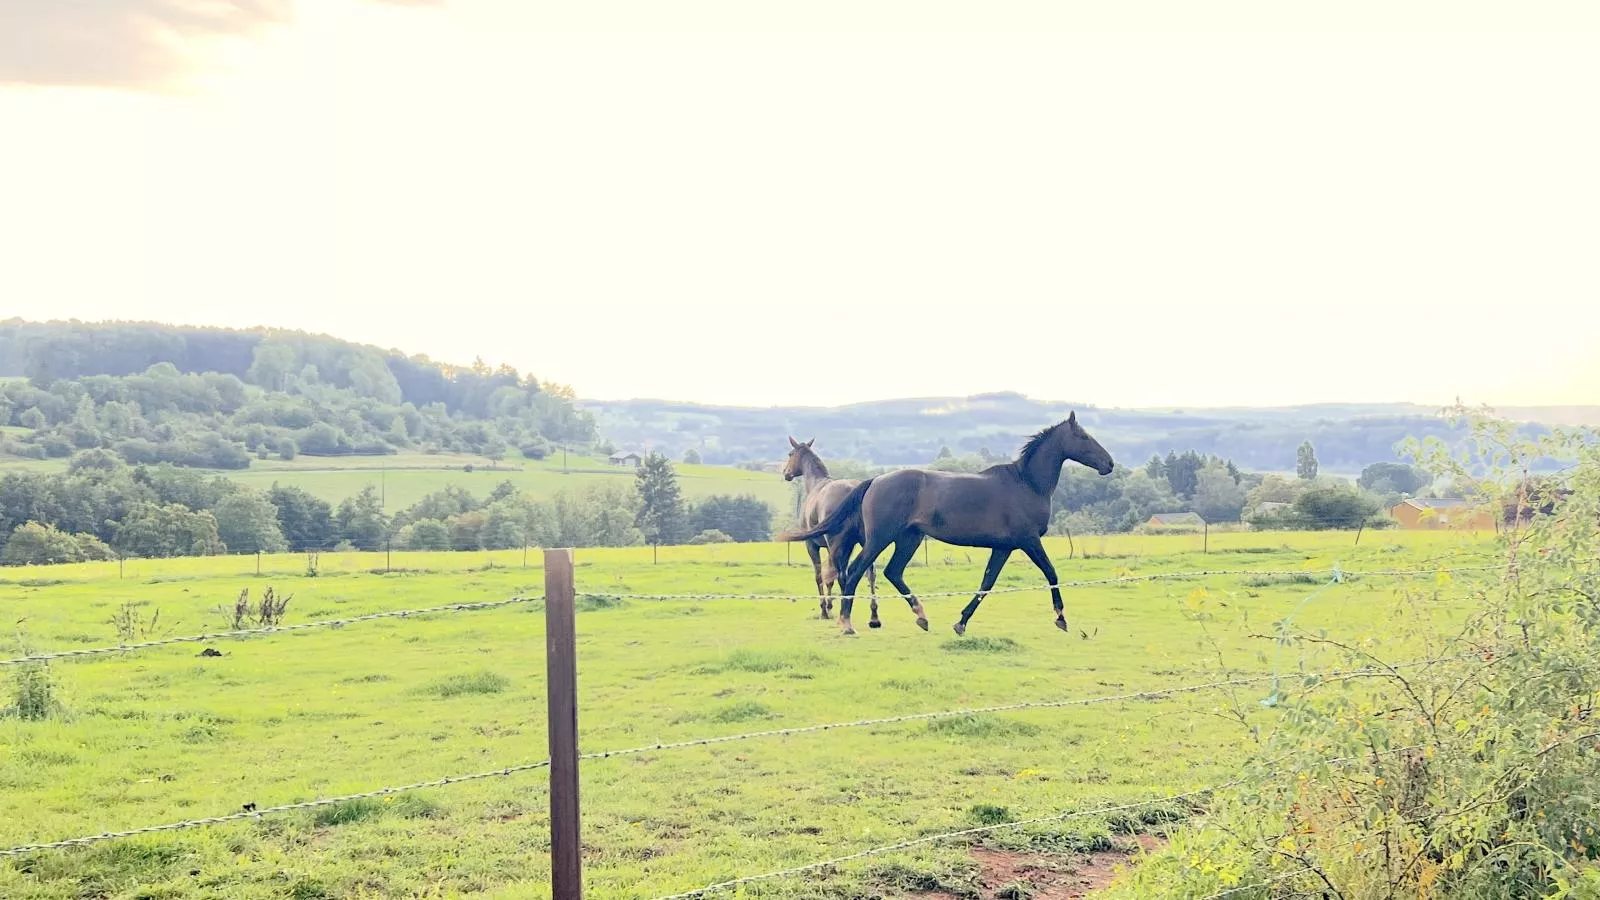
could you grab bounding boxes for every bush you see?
[688,528,733,544]
[1111,407,1600,899]
[2,522,102,566]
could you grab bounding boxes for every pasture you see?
[1,530,1496,899]
[0,451,794,512]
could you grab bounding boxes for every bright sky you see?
[2,1,1597,409]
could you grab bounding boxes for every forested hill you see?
[0,320,597,467]
[583,393,1594,474]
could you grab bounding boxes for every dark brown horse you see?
[781,414,1113,635]
[782,438,878,623]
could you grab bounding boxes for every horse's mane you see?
[1016,421,1067,470]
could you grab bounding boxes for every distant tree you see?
[396,485,480,529]
[634,454,688,545]
[936,446,954,460]
[682,448,702,465]
[1297,441,1319,480]
[928,454,986,474]
[276,438,298,461]
[67,448,124,476]
[213,489,288,554]
[481,500,531,549]
[488,480,518,505]
[1146,454,1166,481]
[1190,462,1248,523]
[267,484,335,551]
[335,485,389,551]
[689,529,734,544]
[1165,451,1203,498]
[520,436,553,460]
[19,407,46,430]
[404,518,452,551]
[689,494,773,542]
[447,510,489,550]
[1358,462,1428,497]
[1290,485,1379,530]
[114,503,225,558]
[3,522,88,565]
[246,340,297,391]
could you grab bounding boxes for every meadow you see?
[0,451,795,512]
[0,529,1498,899]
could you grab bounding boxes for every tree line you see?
[0,320,598,469]
[0,450,774,565]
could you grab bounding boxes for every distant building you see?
[1389,498,1494,531]
[1146,511,1206,529]
[608,450,643,467]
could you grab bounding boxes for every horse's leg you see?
[840,531,882,629]
[954,547,1013,636]
[806,540,829,619]
[838,535,888,637]
[881,534,930,632]
[823,541,841,619]
[1017,537,1069,633]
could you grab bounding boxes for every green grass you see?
[0,530,1497,898]
[0,450,793,511]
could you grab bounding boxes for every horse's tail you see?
[777,478,873,542]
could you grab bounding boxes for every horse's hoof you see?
[841,627,857,637]
[916,618,929,631]
[1055,617,1069,633]
[868,620,882,629]
[953,622,967,636]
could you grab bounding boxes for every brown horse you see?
[782,438,878,623]
[781,414,1113,636]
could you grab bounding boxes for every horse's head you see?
[782,436,818,482]
[1058,412,1114,476]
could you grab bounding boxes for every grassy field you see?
[0,530,1497,899]
[0,450,794,511]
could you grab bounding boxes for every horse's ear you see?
[805,438,815,448]
[789,436,799,448]
[1068,411,1078,425]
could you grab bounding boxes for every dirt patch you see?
[912,834,1165,900]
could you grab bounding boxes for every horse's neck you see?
[800,458,831,495]
[1022,442,1068,497]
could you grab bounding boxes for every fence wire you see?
[0,758,556,857]
[1,561,1503,668]
[0,595,535,667]
[591,561,1509,603]
[0,658,1457,859]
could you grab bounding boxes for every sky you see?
[2,1,1597,410]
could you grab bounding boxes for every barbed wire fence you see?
[0,551,1509,897]
[1,510,1500,583]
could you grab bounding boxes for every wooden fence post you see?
[544,548,582,900]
